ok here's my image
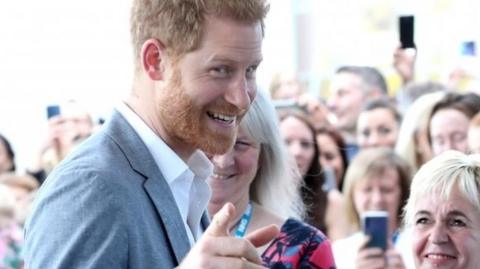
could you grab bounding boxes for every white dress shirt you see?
[116,102,212,245]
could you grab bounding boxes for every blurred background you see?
[1,0,479,170]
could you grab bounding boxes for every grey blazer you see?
[25,111,207,268]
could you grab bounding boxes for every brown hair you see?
[315,125,348,191]
[362,98,402,124]
[279,109,328,232]
[130,0,269,68]
[428,92,480,145]
[336,66,388,95]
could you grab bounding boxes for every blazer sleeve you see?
[24,167,129,269]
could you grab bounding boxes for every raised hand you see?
[178,203,279,269]
[393,45,416,84]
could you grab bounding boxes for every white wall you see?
[0,0,132,170]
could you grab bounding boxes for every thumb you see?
[205,202,236,237]
[245,224,279,248]
[359,234,371,250]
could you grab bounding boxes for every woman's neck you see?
[229,196,251,235]
[208,196,251,236]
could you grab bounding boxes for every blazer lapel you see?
[105,111,191,263]
[143,178,191,262]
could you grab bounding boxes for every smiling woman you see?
[404,150,480,269]
[333,147,413,268]
[207,90,336,268]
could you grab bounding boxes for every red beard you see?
[158,69,244,155]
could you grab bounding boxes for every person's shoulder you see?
[274,218,331,248]
[332,232,363,252]
[54,129,133,178]
[283,218,328,237]
[264,218,336,268]
[69,128,126,163]
[37,131,140,206]
[332,233,361,269]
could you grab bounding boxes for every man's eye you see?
[210,66,230,77]
[246,65,258,78]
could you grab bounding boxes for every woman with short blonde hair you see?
[404,151,480,268]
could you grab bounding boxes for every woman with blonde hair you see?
[333,147,412,268]
[208,91,335,268]
[404,151,480,268]
[395,91,446,174]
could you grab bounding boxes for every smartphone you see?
[362,211,388,250]
[322,168,337,192]
[460,41,476,56]
[46,105,61,119]
[399,15,415,49]
[272,99,298,109]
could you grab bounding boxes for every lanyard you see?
[234,202,253,238]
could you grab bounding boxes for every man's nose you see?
[225,76,254,111]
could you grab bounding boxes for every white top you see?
[116,102,212,246]
[332,230,415,269]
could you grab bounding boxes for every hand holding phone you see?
[362,211,388,250]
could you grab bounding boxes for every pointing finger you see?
[205,202,236,237]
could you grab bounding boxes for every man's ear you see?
[141,39,167,81]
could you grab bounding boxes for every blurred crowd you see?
[0,100,99,268]
[2,44,480,268]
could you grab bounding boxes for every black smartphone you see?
[362,211,388,250]
[399,15,415,49]
[46,105,61,119]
